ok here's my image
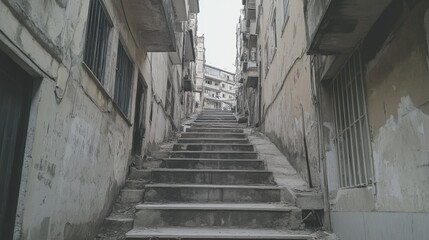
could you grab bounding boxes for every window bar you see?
[335,76,346,187]
[350,53,363,185]
[332,79,344,187]
[358,50,375,183]
[340,70,353,186]
[354,53,368,184]
[85,0,96,71]
[337,73,347,186]
[92,1,102,78]
[346,58,357,186]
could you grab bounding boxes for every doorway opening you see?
[0,49,33,239]
[132,76,148,156]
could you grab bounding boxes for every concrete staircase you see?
[124,109,313,240]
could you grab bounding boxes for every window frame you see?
[83,0,113,85]
[113,40,134,118]
[331,48,374,188]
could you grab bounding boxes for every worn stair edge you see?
[126,227,313,239]
[144,183,282,190]
[135,203,298,211]
[177,138,249,143]
[151,169,271,173]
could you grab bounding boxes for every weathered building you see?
[203,65,237,110]
[193,36,206,111]
[238,0,429,238]
[0,0,198,239]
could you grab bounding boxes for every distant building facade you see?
[203,65,236,110]
[238,0,429,239]
[193,36,206,111]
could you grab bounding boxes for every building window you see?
[332,49,373,188]
[222,83,225,88]
[222,94,225,98]
[84,0,112,84]
[114,42,133,116]
[214,82,219,86]
[230,86,233,90]
[282,0,289,32]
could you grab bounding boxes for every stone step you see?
[125,180,147,189]
[190,123,244,128]
[194,120,238,123]
[181,132,247,139]
[151,169,275,185]
[178,138,249,144]
[133,203,301,229]
[143,184,281,203]
[126,227,312,240]
[173,143,254,152]
[197,116,237,120]
[186,128,244,133]
[170,151,258,159]
[119,189,144,203]
[161,158,265,170]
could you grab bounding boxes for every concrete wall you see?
[0,0,185,239]
[258,0,320,187]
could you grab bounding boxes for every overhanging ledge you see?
[307,0,392,55]
[121,0,176,52]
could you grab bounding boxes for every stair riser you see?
[127,238,309,240]
[144,187,281,203]
[173,144,254,152]
[190,124,243,128]
[162,160,265,170]
[128,168,151,180]
[178,139,249,144]
[103,218,133,232]
[197,116,237,120]
[186,128,244,133]
[181,133,247,139]
[199,112,233,115]
[194,120,238,123]
[125,180,146,189]
[119,190,144,203]
[170,152,258,159]
[134,209,301,229]
[152,172,275,185]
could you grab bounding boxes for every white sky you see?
[198,0,242,73]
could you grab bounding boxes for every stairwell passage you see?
[97,109,317,240]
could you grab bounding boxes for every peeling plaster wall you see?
[0,0,183,239]
[329,1,429,239]
[259,0,320,187]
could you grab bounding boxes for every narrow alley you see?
[1,0,429,240]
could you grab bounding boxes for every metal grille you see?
[114,42,133,116]
[84,0,112,83]
[332,48,374,188]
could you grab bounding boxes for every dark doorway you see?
[132,77,147,156]
[0,50,33,239]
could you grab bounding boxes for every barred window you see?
[332,48,374,188]
[84,0,112,83]
[114,42,134,116]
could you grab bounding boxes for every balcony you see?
[121,0,176,52]
[307,0,392,54]
[245,61,258,88]
[184,76,194,92]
